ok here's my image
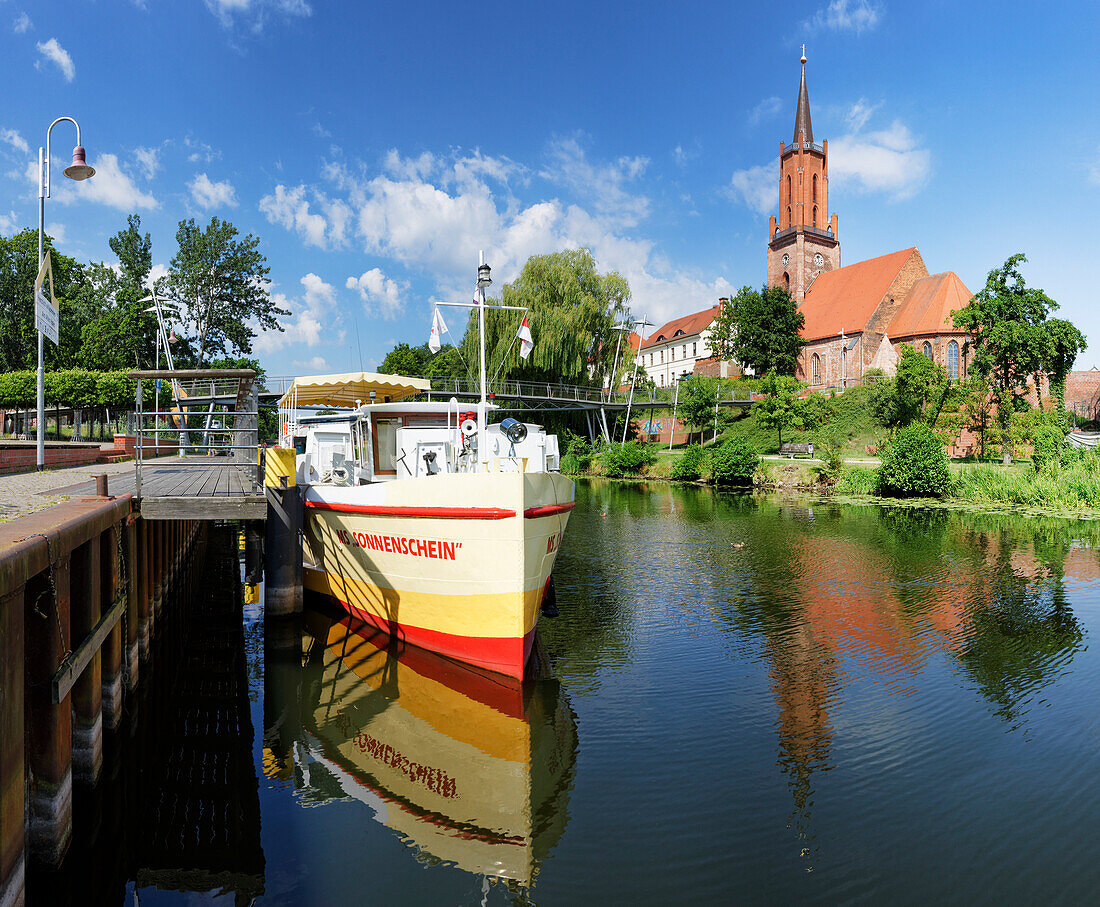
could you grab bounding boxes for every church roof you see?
[639,305,719,350]
[794,57,813,143]
[887,271,973,339]
[800,247,918,342]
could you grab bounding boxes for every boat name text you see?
[335,528,461,560]
[353,732,458,798]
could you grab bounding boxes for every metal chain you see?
[14,532,69,659]
[115,523,132,691]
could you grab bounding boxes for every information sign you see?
[34,252,59,345]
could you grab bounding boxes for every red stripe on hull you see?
[305,500,517,520]
[523,502,576,518]
[324,590,536,679]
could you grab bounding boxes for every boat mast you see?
[476,251,491,467]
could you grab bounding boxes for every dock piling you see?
[264,449,302,617]
[0,585,25,907]
[71,537,104,786]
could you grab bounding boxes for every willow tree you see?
[461,249,631,386]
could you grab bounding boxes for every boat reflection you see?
[269,605,577,886]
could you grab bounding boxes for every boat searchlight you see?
[500,417,527,444]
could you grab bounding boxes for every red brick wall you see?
[0,446,109,475]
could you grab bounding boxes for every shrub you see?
[1032,419,1068,471]
[671,444,705,481]
[875,422,951,497]
[600,440,655,478]
[711,436,759,485]
[561,433,594,474]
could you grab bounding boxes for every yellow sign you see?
[34,251,59,345]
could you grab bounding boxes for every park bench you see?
[779,442,815,459]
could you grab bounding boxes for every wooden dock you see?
[105,459,267,520]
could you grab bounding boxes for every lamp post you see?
[620,315,652,445]
[142,295,181,453]
[37,117,94,469]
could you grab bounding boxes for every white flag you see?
[428,306,446,353]
[517,315,534,359]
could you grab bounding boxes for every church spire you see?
[793,46,813,145]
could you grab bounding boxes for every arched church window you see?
[812,205,817,228]
[812,354,821,386]
[783,272,790,292]
[948,341,960,380]
[787,175,792,206]
[812,174,817,203]
[922,341,933,360]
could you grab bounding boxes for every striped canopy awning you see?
[277,372,430,408]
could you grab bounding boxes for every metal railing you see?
[129,370,260,499]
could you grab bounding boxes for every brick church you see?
[768,51,972,388]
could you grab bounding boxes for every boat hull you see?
[302,471,574,678]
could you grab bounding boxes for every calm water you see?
[38,484,1100,904]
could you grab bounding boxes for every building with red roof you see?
[768,53,973,388]
[636,305,725,387]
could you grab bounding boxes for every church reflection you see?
[264,600,577,889]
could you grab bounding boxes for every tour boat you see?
[278,260,573,678]
[271,610,576,884]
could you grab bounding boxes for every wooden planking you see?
[127,459,268,520]
[138,496,267,520]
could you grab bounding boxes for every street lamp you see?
[37,117,94,469]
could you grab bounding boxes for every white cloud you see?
[255,275,343,353]
[133,145,160,180]
[750,96,784,125]
[807,0,880,33]
[830,119,931,199]
[184,135,220,164]
[728,164,777,216]
[300,272,335,307]
[189,172,238,209]
[36,38,74,81]
[205,0,312,30]
[540,137,650,227]
[13,12,31,34]
[346,268,404,319]
[264,143,731,330]
[0,210,17,235]
[147,263,169,289]
[46,222,66,244]
[258,183,337,248]
[54,153,157,210]
[0,128,28,154]
[295,355,329,371]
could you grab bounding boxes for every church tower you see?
[767,49,840,304]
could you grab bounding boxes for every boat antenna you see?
[354,318,364,371]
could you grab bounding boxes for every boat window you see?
[372,418,401,475]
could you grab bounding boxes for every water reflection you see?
[264,603,577,890]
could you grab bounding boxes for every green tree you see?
[1042,318,1087,410]
[462,249,630,386]
[0,228,91,371]
[166,216,286,365]
[109,213,152,290]
[380,342,429,376]
[953,254,1073,464]
[876,422,951,497]
[677,376,718,443]
[717,284,805,375]
[754,369,803,447]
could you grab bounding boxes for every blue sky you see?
[1,0,1096,375]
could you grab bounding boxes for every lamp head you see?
[63,146,95,181]
[477,262,492,289]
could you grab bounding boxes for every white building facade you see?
[636,305,723,387]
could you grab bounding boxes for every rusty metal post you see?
[71,537,103,785]
[153,521,164,619]
[125,519,140,688]
[138,518,151,663]
[101,522,123,730]
[94,473,108,497]
[0,585,25,907]
[25,556,72,866]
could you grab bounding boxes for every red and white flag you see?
[517,315,534,359]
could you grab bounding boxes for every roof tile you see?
[640,305,719,350]
[887,271,973,339]
[800,248,917,342]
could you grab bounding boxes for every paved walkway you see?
[0,461,136,522]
